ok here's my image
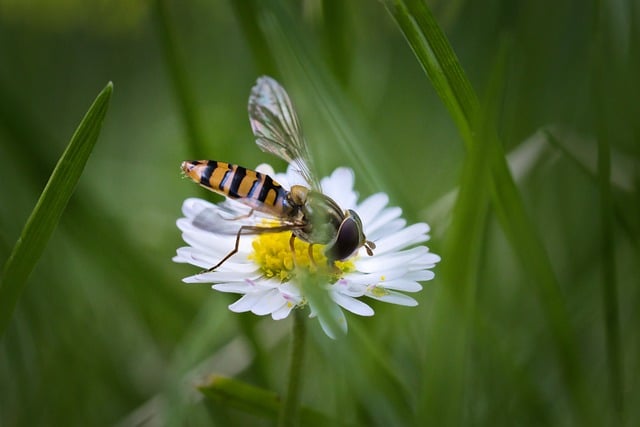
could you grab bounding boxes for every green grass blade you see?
[382,0,477,146]
[593,4,624,419]
[419,38,505,424]
[279,310,306,427]
[596,112,623,421]
[0,82,113,337]
[382,1,599,424]
[543,129,638,247]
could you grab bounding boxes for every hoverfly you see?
[181,76,375,272]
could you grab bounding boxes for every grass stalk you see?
[278,309,306,427]
[0,82,113,337]
[593,0,624,418]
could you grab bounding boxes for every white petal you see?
[419,253,441,266]
[279,282,303,302]
[345,268,412,284]
[379,279,423,292]
[272,303,295,320]
[255,163,275,176]
[212,281,257,293]
[355,246,431,272]
[403,269,437,282]
[272,171,291,189]
[174,247,258,273]
[322,168,357,208]
[228,292,268,312]
[332,279,366,297]
[357,193,389,225]
[373,223,430,254]
[188,270,261,282]
[367,218,406,242]
[182,228,253,255]
[181,197,216,217]
[173,247,212,268]
[183,271,249,283]
[176,217,195,233]
[331,292,374,316]
[365,207,403,236]
[252,289,287,315]
[367,290,418,306]
[218,199,253,217]
[180,230,232,253]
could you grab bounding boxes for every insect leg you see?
[202,226,247,272]
[289,234,297,267]
[202,224,304,273]
[308,243,317,267]
[226,209,254,221]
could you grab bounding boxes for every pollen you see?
[248,231,355,282]
[369,285,390,298]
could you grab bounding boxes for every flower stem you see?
[278,308,306,427]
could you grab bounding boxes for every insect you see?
[181,76,375,272]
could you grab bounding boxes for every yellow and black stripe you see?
[181,160,289,215]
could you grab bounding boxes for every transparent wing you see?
[191,205,295,236]
[248,76,321,190]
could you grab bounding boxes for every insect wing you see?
[248,76,321,190]
[191,205,293,236]
[192,206,242,235]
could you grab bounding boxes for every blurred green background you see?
[1,0,638,425]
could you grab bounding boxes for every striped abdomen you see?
[181,160,290,216]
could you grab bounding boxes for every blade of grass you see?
[544,129,639,252]
[420,138,489,425]
[419,37,504,424]
[596,104,623,423]
[382,1,598,424]
[593,0,623,419]
[382,0,477,146]
[0,78,196,345]
[0,82,113,337]
[278,309,306,427]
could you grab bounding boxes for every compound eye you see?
[325,216,363,261]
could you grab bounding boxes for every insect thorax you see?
[288,188,345,246]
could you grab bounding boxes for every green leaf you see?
[0,82,113,337]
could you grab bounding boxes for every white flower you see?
[173,164,440,338]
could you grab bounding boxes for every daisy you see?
[173,163,440,338]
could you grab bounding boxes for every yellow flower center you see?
[248,231,355,282]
